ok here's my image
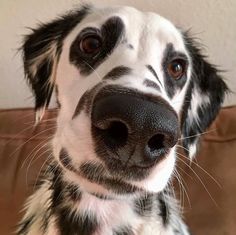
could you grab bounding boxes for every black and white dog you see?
[17,4,227,235]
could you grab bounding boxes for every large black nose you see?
[91,90,179,167]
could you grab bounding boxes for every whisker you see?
[176,164,193,180]
[10,126,56,158]
[25,148,51,187]
[175,152,219,207]
[176,151,222,188]
[176,168,192,209]
[4,123,36,145]
[21,137,52,169]
[173,169,184,208]
[82,59,103,80]
[33,155,52,190]
[178,128,217,141]
[176,144,190,154]
[24,117,57,125]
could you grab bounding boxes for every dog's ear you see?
[22,6,90,123]
[181,33,228,158]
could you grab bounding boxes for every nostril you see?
[107,121,128,144]
[102,121,129,148]
[147,134,165,153]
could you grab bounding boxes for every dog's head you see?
[23,5,227,197]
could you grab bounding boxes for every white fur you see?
[188,142,198,159]
[188,87,210,125]
[131,148,176,193]
[78,192,142,232]
[17,181,52,234]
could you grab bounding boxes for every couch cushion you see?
[0,107,235,234]
[183,106,236,234]
[0,109,57,235]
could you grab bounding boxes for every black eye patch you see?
[162,43,189,98]
[70,16,125,75]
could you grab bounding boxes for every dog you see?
[17,4,227,235]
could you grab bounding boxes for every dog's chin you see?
[59,150,175,198]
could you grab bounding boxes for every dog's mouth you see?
[59,148,147,195]
[58,144,176,197]
[59,143,170,185]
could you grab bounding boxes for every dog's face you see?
[23,5,227,197]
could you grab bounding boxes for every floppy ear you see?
[181,33,228,158]
[22,5,90,123]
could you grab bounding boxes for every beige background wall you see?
[0,0,235,108]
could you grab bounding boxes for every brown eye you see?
[167,59,186,80]
[80,35,102,54]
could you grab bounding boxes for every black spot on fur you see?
[67,183,82,202]
[174,229,181,234]
[143,79,160,90]
[158,194,169,226]
[34,58,54,108]
[50,165,64,207]
[181,33,228,156]
[48,166,87,234]
[41,202,53,233]
[113,225,134,235]
[89,192,114,200]
[146,64,163,88]
[121,38,133,49]
[17,215,35,234]
[59,148,77,172]
[23,5,90,110]
[70,16,125,75]
[161,43,188,98]
[103,66,132,80]
[57,208,98,235]
[50,164,81,211]
[127,44,134,49]
[79,162,142,194]
[79,161,107,182]
[134,193,154,217]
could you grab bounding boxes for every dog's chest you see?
[17,172,188,235]
[78,193,142,234]
[75,193,167,235]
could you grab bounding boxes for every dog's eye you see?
[167,59,186,80]
[80,35,102,54]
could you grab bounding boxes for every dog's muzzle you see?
[91,87,179,168]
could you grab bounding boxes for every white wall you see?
[0,0,235,108]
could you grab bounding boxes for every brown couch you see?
[0,107,235,235]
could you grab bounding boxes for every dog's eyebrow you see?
[103,66,132,80]
[146,65,163,88]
